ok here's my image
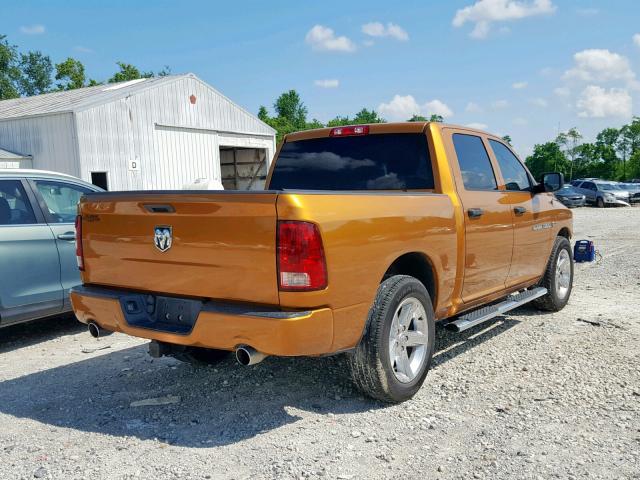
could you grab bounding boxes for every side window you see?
[584,182,596,191]
[0,179,37,225]
[452,134,498,191]
[34,180,91,224]
[488,139,531,191]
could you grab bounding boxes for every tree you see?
[429,114,444,122]
[326,115,351,127]
[18,51,53,96]
[556,128,582,181]
[328,109,385,127]
[502,135,513,145]
[525,142,569,180]
[55,57,86,90]
[407,114,428,122]
[352,108,384,124]
[0,35,20,99]
[108,62,153,83]
[273,89,307,130]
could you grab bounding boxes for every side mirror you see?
[534,172,564,193]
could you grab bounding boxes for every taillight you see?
[329,125,369,137]
[277,221,327,291]
[75,215,84,271]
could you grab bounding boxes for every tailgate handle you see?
[144,204,175,213]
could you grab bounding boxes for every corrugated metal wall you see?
[0,113,79,175]
[75,76,276,190]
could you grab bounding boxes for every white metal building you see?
[0,74,276,191]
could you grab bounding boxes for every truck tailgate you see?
[79,192,279,305]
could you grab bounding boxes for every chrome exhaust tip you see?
[88,321,112,338]
[235,345,267,366]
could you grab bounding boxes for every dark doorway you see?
[91,172,108,191]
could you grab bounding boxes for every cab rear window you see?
[268,133,434,191]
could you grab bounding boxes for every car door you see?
[581,181,597,204]
[487,139,553,287]
[0,178,62,326]
[28,179,95,311]
[443,129,514,303]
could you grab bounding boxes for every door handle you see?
[514,206,527,215]
[57,232,76,241]
[467,208,484,218]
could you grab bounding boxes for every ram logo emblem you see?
[154,226,173,252]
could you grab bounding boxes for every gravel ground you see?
[1,207,639,480]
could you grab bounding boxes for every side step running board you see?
[446,287,547,333]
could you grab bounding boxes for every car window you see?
[488,140,531,191]
[34,180,92,223]
[269,133,434,191]
[583,182,595,191]
[452,134,498,191]
[0,179,37,225]
[571,181,582,187]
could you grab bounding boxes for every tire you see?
[172,347,230,366]
[533,236,574,312]
[347,275,435,403]
[596,197,605,208]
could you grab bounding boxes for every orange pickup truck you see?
[71,122,573,403]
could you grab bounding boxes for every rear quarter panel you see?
[276,192,458,351]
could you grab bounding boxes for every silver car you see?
[0,169,102,328]
[571,179,630,207]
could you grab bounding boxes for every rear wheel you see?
[533,236,574,312]
[347,275,435,403]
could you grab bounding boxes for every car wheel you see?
[172,347,230,366]
[596,197,605,208]
[347,275,435,403]
[533,236,574,312]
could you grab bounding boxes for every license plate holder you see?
[119,293,202,334]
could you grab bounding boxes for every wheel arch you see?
[381,252,437,307]
[557,226,571,240]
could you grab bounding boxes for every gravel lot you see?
[1,207,639,480]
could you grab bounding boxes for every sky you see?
[2,0,640,156]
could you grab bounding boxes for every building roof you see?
[0,74,275,134]
[0,75,188,120]
[0,147,31,160]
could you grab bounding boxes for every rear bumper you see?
[70,285,334,356]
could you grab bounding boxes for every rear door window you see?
[0,179,37,225]
[452,134,498,191]
[488,139,531,191]
[269,133,433,191]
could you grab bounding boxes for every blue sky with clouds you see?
[3,0,640,156]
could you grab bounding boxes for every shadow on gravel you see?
[0,314,84,354]
[432,316,519,367]
[0,315,519,448]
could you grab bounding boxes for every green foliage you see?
[18,51,52,96]
[527,118,640,182]
[429,114,444,123]
[108,62,154,83]
[353,108,384,124]
[259,90,385,143]
[55,57,86,90]
[407,115,428,122]
[0,35,20,99]
[525,142,569,180]
[502,135,512,145]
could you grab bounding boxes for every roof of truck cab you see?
[284,122,491,142]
